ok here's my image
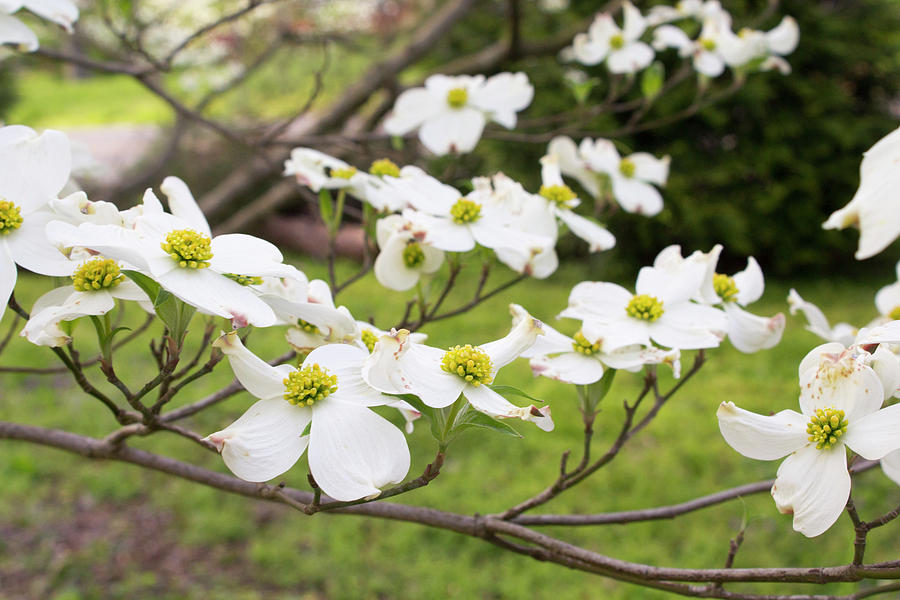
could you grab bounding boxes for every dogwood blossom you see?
[207,332,410,501]
[284,147,369,196]
[652,14,751,77]
[646,0,726,26]
[548,136,670,216]
[374,213,444,291]
[362,305,553,431]
[383,72,534,155]
[281,279,360,351]
[787,289,857,346]
[718,342,900,537]
[570,2,654,74]
[823,125,900,259]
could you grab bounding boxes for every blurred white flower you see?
[374,213,444,291]
[570,2,654,74]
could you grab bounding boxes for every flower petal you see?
[733,256,765,306]
[881,449,900,486]
[213,331,289,400]
[418,107,486,155]
[464,384,554,431]
[160,268,276,328]
[160,176,211,237]
[22,289,114,346]
[529,352,605,385]
[843,403,900,460]
[383,88,443,136]
[717,402,808,460]
[0,13,37,51]
[557,209,616,252]
[481,306,543,370]
[607,42,654,74]
[724,303,785,353]
[0,126,69,211]
[0,241,16,321]
[610,174,664,215]
[305,343,390,407]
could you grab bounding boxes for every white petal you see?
[561,280,633,321]
[22,0,79,31]
[875,281,900,317]
[630,153,670,186]
[0,126,69,212]
[787,289,856,345]
[557,209,616,252]
[529,352,605,385]
[652,25,691,51]
[581,138,621,174]
[602,345,681,375]
[373,233,421,291]
[844,403,900,460]
[160,268,276,328]
[571,32,609,66]
[418,108,486,155]
[650,303,727,350]
[470,72,533,128]
[724,303,785,353]
[611,175,664,215]
[160,176,211,237]
[22,289,113,347]
[771,443,850,538]
[607,42,654,74]
[7,211,73,276]
[209,233,286,276]
[308,401,410,501]
[694,50,726,77]
[481,307,543,370]
[636,260,706,305]
[305,343,390,407]
[548,136,601,198]
[464,384,553,431]
[582,318,652,352]
[882,449,900,486]
[213,331,289,400]
[765,16,799,55]
[383,88,443,136]
[411,214,474,253]
[207,398,311,482]
[733,256,765,305]
[0,13,37,51]
[45,220,152,271]
[0,241,16,321]
[798,346,884,420]
[621,1,647,40]
[870,344,900,400]
[717,402,808,460]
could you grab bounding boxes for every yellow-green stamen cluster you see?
[446,87,468,109]
[161,229,213,269]
[72,258,124,292]
[609,33,625,50]
[441,344,494,386]
[889,306,900,320]
[619,158,636,178]
[224,273,263,286]
[0,200,23,234]
[361,329,378,353]
[539,184,577,208]
[700,38,717,51]
[297,319,320,334]
[806,408,848,450]
[283,364,337,406]
[331,166,357,179]
[626,294,664,322]
[403,240,426,269]
[713,273,739,303]
[572,331,600,355]
[450,198,482,224]
[369,158,400,178]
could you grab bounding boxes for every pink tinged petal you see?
[383,88,443,136]
[607,43,655,74]
[771,443,850,538]
[797,342,848,379]
[308,401,410,502]
[882,449,900,486]
[0,13,37,51]
[0,126,69,211]
[629,153,670,186]
[481,308,543,370]
[7,212,72,276]
[724,303,785,354]
[530,352,604,385]
[717,402,808,460]
[557,209,616,252]
[305,343,390,407]
[694,50,726,77]
[419,107,486,155]
[207,398,311,483]
[22,289,114,346]
[160,268,276,328]
[212,331,288,399]
[843,403,900,460]
[650,303,727,350]
[22,0,79,31]
[610,175,664,215]
[0,241,16,321]
[470,72,534,127]
[464,384,553,431]
[798,347,884,420]
[159,176,211,237]
[733,256,765,305]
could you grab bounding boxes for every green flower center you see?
[609,34,625,50]
[224,273,263,286]
[572,331,600,355]
[446,87,468,109]
[713,273,739,303]
[450,198,482,224]
[888,306,900,320]
[441,344,494,386]
[161,229,213,269]
[297,319,320,334]
[403,240,426,268]
[331,166,358,179]
[806,407,848,451]
[700,38,717,51]
[626,294,664,322]
[361,329,378,353]
[283,364,337,406]
[0,200,23,234]
[619,158,636,178]
[369,158,400,178]
[72,258,124,292]
[539,184,577,208]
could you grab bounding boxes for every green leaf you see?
[388,393,444,442]
[487,384,545,404]
[318,189,333,226]
[641,61,665,99]
[453,410,521,438]
[390,135,404,151]
[123,270,161,301]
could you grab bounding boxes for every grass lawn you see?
[0,258,897,600]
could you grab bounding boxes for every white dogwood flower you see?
[653,13,753,77]
[787,289,857,346]
[374,213,444,291]
[283,147,370,196]
[718,342,900,537]
[281,279,360,352]
[824,125,900,259]
[362,305,553,431]
[571,2,654,74]
[206,332,410,502]
[383,72,534,155]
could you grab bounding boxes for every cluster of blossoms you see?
[565,1,799,78]
[0,0,78,52]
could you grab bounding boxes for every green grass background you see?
[1,258,898,600]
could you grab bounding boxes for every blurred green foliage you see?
[0,63,18,120]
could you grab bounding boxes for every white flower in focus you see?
[560,260,727,351]
[823,126,900,259]
[787,289,857,346]
[549,136,670,216]
[362,305,554,431]
[206,332,410,502]
[571,2,654,74]
[718,342,900,537]
[383,72,534,155]
[374,213,444,291]
[282,279,360,352]
[22,255,148,346]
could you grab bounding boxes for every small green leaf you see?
[388,393,444,442]
[641,62,665,99]
[123,270,161,301]
[488,384,545,404]
[454,411,522,438]
[390,135,404,151]
[318,189,333,226]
